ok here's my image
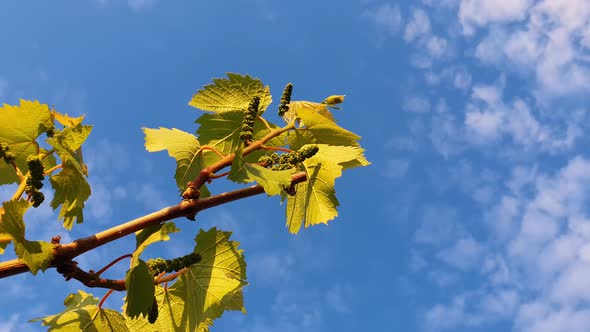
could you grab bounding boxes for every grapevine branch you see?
[0,172,307,280]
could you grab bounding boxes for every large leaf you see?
[49,159,91,230]
[189,73,272,114]
[31,290,128,331]
[285,144,368,233]
[133,222,180,265]
[195,110,286,160]
[127,228,247,331]
[0,100,53,183]
[143,127,218,195]
[0,200,54,274]
[228,144,295,196]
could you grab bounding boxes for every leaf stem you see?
[257,115,272,131]
[260,145,292,153]
[98,289,114,309]
[11,172,29,201]
[44,164,63,176]
[184,121,296,198]
[200,146,225,159]
[95,254,132,276]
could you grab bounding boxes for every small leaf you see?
[0,200,54,274]
[228,144,295,196]
[125,260,156,319]
[51,110,85,127]
[49,160,91,229]
[31,290,129,331]
[288,103,360,149]
[143,127,218,195]
[133,222,180,266]
[189,73,272,114]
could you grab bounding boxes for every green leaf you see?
[51,109,85,127]
[0,200,54,274]
[189,73,272,114]
[47,124,92,175]
[125,260,156,319]
[288,103,360,149]
[49,160,91,230]
[31,290,129,331]
[143,127,218,195]
[285,144,368,234]
[133,222,180,266]
[0,100,53,182]
[127,228,247,331]
[228,144,295,196]
[124,223,180,322]
[282,100,335,123]
[0,161,18,185]
[196,111,286,163]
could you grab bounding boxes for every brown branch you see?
[183,121,295,199]
[55,260,126,291]
[0,172,307,280]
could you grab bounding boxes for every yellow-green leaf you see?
[51,110,85,127]
[189,73,272,114]
[127,228,247,331]
[143,127,217,195]
[285,144,369,233]
[0,200,54,274]
[49,160,91,229]
[0,100,53,183]
[31,290,129,331]
[228,144,295,196]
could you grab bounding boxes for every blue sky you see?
[2,1,590,331]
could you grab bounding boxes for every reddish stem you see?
[95,254,132,276]
[98,289,115,309]
[261,145,292,153]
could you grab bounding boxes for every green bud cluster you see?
[258,145,319,170]
[25,156,45,208]
[240,96,260,142]
[146,252,202,275]
[278,83,293,117]
[148,297,158,324]
[0,143,16,164]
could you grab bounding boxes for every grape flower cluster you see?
[258,145,319,170]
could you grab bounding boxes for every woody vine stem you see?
[0,121,306,288]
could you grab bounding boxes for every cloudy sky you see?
[2,1,590,331]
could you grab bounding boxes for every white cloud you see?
[403,95,431,113]
[464,83,581,151]
[459,0,533,35]
[414,205,460,245]
[0,314,19,332]
[430,112,464,157]
[249,252,294,285]
[363,3,402,36]
[470,0,590,98]
[404,8,431,41]
[438,235,486,270]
